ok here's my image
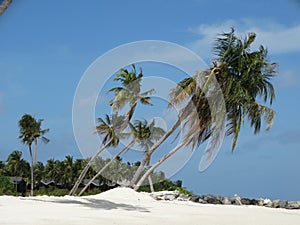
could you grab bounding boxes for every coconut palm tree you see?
[18,114,49,196]
[6,150,30,177]
[0,0,13,16]
[109,64,155,122]
[44,158,58,182]
[133,28,277,190]
[69,113,127,195]
[78,119,165,196]
[61,155,74,189]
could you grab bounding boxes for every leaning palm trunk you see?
[134,141,186,191]
[130,119,181,186]
[78,140,135,196]
[0,0,13,16]
[148,175,154,192]
[130,70,216,187]
[145,159,155,192]
[69,139,113,196]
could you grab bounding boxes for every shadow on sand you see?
[21,197,151,212]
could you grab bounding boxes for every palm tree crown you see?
[108,64,155,121]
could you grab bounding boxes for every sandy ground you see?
[0,187,300,225]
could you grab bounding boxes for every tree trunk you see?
[148,175,154,193]
[130,119,181,186]
[33,139,37,167]
[134,141,186,191]
[69,139,112,196]
[78,140,135,196]
[0,0,13,16]
[28,145,34,196]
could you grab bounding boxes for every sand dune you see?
[0,187,299,225]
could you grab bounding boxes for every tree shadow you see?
[21,197,150,213]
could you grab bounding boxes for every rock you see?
[286,201,300,209]
[230,195,242,205]
[190,195,200,202]
[164,193,177,201]
[257,199,265,206]
[222,197,232,205]
[272,200,288,208]
[265,201,273,208]
[177,194,190,201]
[241,198,251,205]
[202,195,223,205]
[150,191,178,201]
[263,198,272,206]
[249,199,259,205]
[198,198,207,204]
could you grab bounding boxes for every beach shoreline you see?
[1,187,300,225]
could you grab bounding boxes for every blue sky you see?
[0,0,300,200]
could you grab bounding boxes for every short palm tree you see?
[18,114,49,196]
[69,113,126,195]
[6,150,30,177]
[109,64,155,122]
[78,119,165,196]
[134,28,277,190]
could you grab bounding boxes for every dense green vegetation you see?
[0,150,183,196]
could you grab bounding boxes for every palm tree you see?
[133,29,277,190]
[78,119,165,196]
[6,150,30,177]
[18,114,49,196]
[109,64,155,122]
[0,161,5,176]
[69,113,126,195]
[61,155,74,189]
[0,0,13,16]
[34,161,45,185]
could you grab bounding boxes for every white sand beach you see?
[0,187,299,225]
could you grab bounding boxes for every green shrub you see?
[176,187,193,196]
[0,176,15,195]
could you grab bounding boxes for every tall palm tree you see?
[18,114,49,196]
[78,119,165,196]
[133,29,277,190]
[109,64,155,122]
[0,0,13,16]
[69,113,126,195]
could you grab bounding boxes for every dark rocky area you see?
[150,191,300,210]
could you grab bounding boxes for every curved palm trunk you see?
[145,159,155,192]
[148,175,154,192]
[130,119,181,186]
[0,0,13,16]
[69,139,113,196]
[28,144,34,196]
[127,102,137,122]
[78,140,135,196]
[134,141,186,191]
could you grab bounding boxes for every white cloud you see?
[187,19,300,57]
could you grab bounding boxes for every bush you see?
[0,176,15,195]
[175,187,193,196]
